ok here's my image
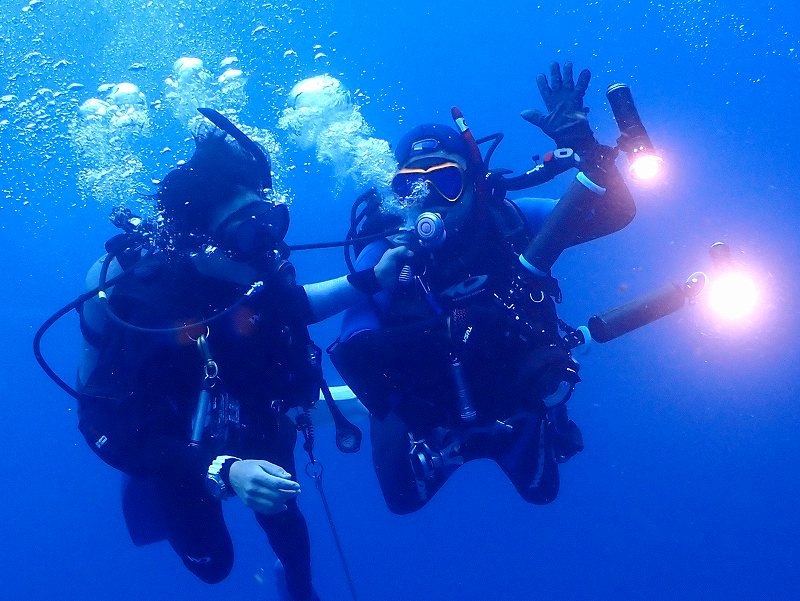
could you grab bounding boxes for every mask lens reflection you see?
[392,162,464,203]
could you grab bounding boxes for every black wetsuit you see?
[332,198,584,514]
[78,254,317,600]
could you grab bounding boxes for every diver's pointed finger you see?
[535,73,551,101]
[562,62,574,90]
[575,68,591,95]
[550,62,563,91]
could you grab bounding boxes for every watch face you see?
[206,474,226,499]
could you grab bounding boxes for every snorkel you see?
[450,106,491,204]
[194,108,292,264]
[197,107,273,191]
[451,105,578,199]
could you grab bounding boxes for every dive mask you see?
[392,161,465,204]
[213,201,290,261]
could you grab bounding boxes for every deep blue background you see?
[2,1,798,599]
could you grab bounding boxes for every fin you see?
[121,475,168,546]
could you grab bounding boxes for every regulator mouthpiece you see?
[606,83,663,181]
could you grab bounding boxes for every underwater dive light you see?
[706,242,759,321]
[606,83,663,181]
[585,271,707,343]
[566,242,759,348]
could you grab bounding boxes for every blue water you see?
[2,1,799,599]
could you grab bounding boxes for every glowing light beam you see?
[629,154,664,181]
[707,271,759,321]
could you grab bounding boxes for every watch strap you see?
[208,455,242,494]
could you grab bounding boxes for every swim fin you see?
[121,475,168,546]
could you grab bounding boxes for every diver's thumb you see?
[521,108,544,127]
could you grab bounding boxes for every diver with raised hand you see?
[69,109,406,600]
[330,62,636,513]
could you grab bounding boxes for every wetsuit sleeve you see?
[338,240,391,341]
[510,197,559,233]
[519,162,636,274]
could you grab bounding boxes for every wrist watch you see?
[206,455,241,500]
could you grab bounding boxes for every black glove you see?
[521,61,598,154]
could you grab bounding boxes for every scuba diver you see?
[54,109,406,601]
[330,62,637,513]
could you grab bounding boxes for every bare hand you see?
[374,245,413,291]
[228,459,301,515]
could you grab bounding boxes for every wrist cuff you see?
[518,254,547,277]
[576,172,606,195]
[347,269,381,295]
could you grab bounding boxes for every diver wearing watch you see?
[206,455,241,500]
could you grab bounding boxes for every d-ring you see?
[305,460,324,479]
[187,325,211,342]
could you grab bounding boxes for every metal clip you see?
[196,334,219,383]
